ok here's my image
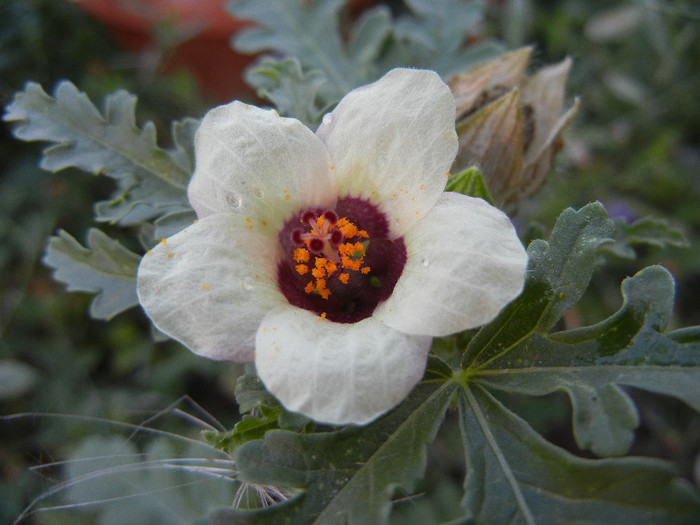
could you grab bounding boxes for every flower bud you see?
[448,47,579,211]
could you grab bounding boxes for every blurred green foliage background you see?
[1,1,698,523]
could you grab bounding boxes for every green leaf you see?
[231,0,366,105]
[445,166,495,204]
[394,0,504,75]
[348,5,394,69]
[152,209,198,243]
[42,228,141,320]
[203,409,283,453]
[245,57,328,127]
[605,216,688,259]
[234,364,278,414]
[232,365,311,435]
[3,81,192,226]
[208,379,457,524]
[457,384,700,525]
[464,202,615,368]
[231,0,500,120]
[473,266,700,457]
[459,202,698,458]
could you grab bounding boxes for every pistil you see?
[291,209,371,299]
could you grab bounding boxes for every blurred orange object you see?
[73,0,255,102]
[73,0,379,102]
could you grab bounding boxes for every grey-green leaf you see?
[231,0,361,105]
[43,228,141,320]
[475,265,700,457]
[209,380,457,525]
[245,57,328,127]
[0,359,40,400]
[231,0,501,118]
[458,384,700,525]
[234,364,278,414]
[394,0,504,75]
[3,81,192,225]
[463,202,614,368]
[605,216,688,259]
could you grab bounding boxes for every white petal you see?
[316,68,458,238]
[255,307,432,425]
[188,102,337,231]
[375,193,528,336]
[137,214,286,362]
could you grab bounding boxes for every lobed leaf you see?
[42,228,141,320]
[231,0,501,121]
[604,216,688,259]
[474,265,700,457]
[394,0,504,76]
[3,81,192,226]
[208,378,457,525]
[459,202,698,458]
[231,0,365,105]
[245,57,328,127]
[463,202,615,369]
[458,384,700,525]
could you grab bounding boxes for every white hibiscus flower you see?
[137,68,528,425]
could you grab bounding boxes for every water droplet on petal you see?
[254,188,264,198]
[226,193,242,209]
[322,113,333,126]
[421,257,430,267]
[243,276,254,290]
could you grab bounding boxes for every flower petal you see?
[188,102,337,231]
[316,68,457,238]
[255,307,432,425]
[375,192,528,336]
[137,214,286,362]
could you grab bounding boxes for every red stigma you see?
[301,210,317,225]
[322,210,338,226]
[291,229,305,246]
[308,238,325,254]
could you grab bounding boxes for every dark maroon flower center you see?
[277,197,406,323]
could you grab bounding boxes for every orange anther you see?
[339,273,350,284]
[294,248,310,263]
[295,264,309,275]
[342,256,361,271]
[315,279,330,299]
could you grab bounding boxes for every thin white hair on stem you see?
[232,482,297,510]
[14,457,239,524]
[2,411,228,455]
[125,395,228,438]
[5,395,238,524]
[30,455,238,475]
[21,474,232,519]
